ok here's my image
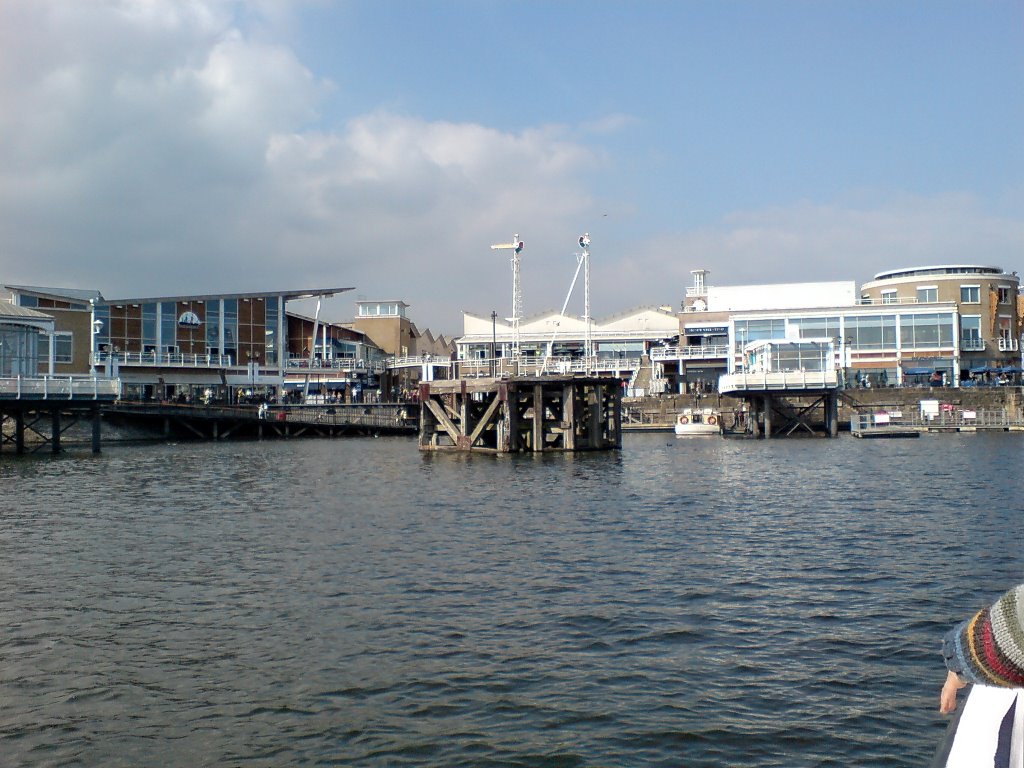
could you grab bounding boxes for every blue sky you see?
[1,1,1021,334]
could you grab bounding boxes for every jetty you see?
[418,375,622,453]
[0,376,119,454]
[102,402,418,441]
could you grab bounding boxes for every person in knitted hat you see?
[933,584,1024,768]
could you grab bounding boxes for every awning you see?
[968,366,991,374]
[903,367,933,375]
[997,366,1023,374]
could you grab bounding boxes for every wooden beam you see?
[468,393,504,446]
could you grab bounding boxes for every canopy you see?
[968,365,992,374]
[902,367,933,375]
[997,366,1023,374]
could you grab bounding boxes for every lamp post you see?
[90,319,103,375]
[490,310,497,377]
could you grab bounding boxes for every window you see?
[960,285,980,303]
[846,315,896,350]
[38,332,73,364]
[998,286,1012,304]
[917,286,938,303]
[788,316,840,340]
[881,290,898,304]
[900,313,954,349]
[960,316,982,350]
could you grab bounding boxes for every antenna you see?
[490,233,525,359]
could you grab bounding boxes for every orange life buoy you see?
[707,415,718,426]
[678,415,689,425]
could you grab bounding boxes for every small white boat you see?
[674,407,721,436]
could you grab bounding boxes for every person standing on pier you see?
[933,584,1024,767]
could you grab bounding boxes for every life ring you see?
[707,415,718,426]
[678,415,689,425]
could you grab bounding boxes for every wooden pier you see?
[103,402,418,441]
[418,376,622,453]
[1,376,119,455]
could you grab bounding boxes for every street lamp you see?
[490,310,497,377]
[91,318,103,375]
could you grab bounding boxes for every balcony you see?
[960,338,986,352]
[998,338,1019,352]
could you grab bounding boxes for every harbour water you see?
[2,432,1023,767]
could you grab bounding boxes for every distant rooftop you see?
[5,285,103,303]
[870,265,1006,281]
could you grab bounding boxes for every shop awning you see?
[902,367,933,375]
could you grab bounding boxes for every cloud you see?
[0,0,600,334]
[606,193,1024,310]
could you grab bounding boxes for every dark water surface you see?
[2,432,1023,767]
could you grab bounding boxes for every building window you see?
[998,286,1012,304]
[900,312,954,349]
[961,316,983,350]
[39,332,73,364]
[846,315,896,350]
[916,286,938,303]
[960,285,980,303]
[881,290,898,304]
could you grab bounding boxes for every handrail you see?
[93,351,234,367]
[0,375,121,400]
[650,344,729,360]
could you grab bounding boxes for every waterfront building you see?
[654,270,861,394]
[282,311,389,402]
[860,265,1022,381]
[4,286,101,375]
[456,306,679,386]
[0,300,56,376]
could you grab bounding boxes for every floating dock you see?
[418,376,622,453]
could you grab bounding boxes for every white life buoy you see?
[707,415,718,426]
[678,415,689,425]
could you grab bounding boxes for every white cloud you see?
[608,193,1024,311]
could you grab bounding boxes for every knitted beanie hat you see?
[942,584,1024,687]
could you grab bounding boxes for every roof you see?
[0,300,56,322]
[5,284,103,303]
[100,287,354,305]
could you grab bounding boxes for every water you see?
[2,432,1022,767]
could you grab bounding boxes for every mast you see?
[490,234,525,359]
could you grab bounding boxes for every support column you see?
[91,406,102,453]
[532,384,544,453]
[828,393,839,438]
[589,386,602,448]
[51,408,61,454]
[562,383,576,451]
[763,395,772,439]
[15,410,25,454]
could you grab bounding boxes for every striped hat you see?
[943,584,1024,687]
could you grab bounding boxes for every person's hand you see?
[940,669,967,714]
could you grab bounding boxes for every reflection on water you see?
[1,433,1022,766]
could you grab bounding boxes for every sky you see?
[1,0,1022,335]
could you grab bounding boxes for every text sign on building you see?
[685,325,728,335]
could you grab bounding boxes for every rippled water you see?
[2,432,1023,766]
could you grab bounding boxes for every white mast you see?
[579,233,592,373]
[490,233,525,359]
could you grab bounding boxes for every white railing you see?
[650,344,729,361]
[442,356,643,378]
[0,375,121,400]
[961,338,986,351]
[998,338,1019,352]
[851,408,1019,432]
[719,369,840,392]
[93,351,234,367]
[287,356,388,373]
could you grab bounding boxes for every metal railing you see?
[650,344,729,361]
[0,375,121,400]
[413,356,643,378]
[287,356,388,373]
[998,338,1019,352]
[719,369,840,392]
[851,407,1020,432]
[93,351,234,367]
[960,338,986,351]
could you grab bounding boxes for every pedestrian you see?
[933,584,1024,767]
